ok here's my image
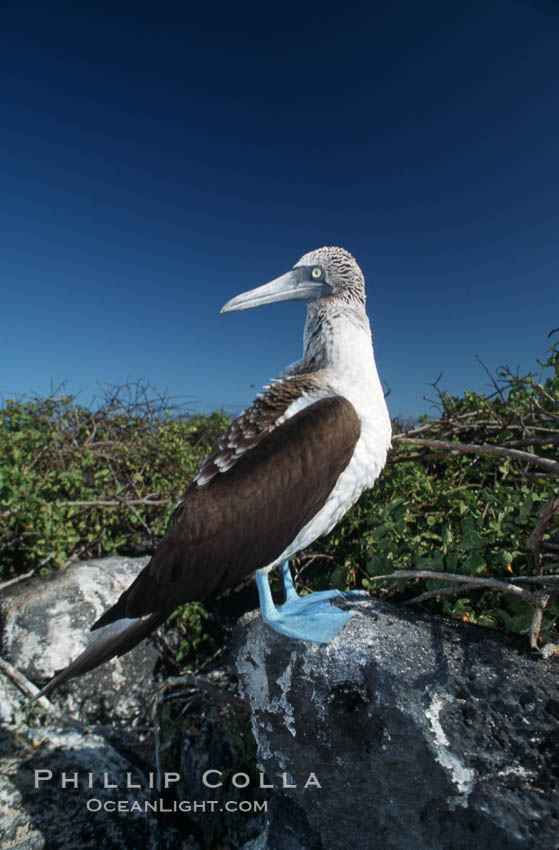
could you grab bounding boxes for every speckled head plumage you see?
[295,246,366,308]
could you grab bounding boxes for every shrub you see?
[0,382,229,578]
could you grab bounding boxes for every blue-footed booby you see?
[37,247,391,698]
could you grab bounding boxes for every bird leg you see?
[255,561,366,643]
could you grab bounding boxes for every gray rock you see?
[0,664,29,727]
[0,722,190,849]
[234,598,559,850]
[0,557,163,724]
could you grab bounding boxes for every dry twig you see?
[0,658,54,711]
[392,436,559,478]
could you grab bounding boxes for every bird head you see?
[220,246,365,313]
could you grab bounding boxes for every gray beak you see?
[221,267,332,313]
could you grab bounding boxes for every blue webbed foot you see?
[255,561,365,643]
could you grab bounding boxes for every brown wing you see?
[194,372,325,485]
[93,395,360,628]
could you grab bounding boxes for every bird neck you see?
[293,300,377,377]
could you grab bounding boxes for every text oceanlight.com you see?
[86,799,268,813]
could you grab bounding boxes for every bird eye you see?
[311,266,323,279]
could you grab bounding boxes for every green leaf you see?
[462,553,487,575]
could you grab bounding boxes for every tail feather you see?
[35,610,167,699]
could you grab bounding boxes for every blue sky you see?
[1,0,558,421]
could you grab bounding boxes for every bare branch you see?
[527,495,559,575]
[392,436,559,477]
[507,575,559,584]
[505,437,559,448]
[527,496,559,554]
[529,592,551,649]
[57,496,168,508]
[475,354,506,402]
[366,570,534,602]
[0,658,53,711]
[0,569,35,590]
[406,582,489,605]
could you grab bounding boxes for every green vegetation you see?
[1,337,558,651]
[0,382,229,576]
